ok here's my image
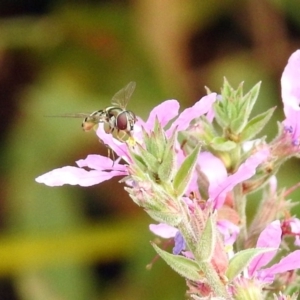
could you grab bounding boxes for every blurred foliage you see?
[0,0,299,299]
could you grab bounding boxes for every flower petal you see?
[281,50,300,141]
[76,154,127,172]
[217,220,240,246]
[173,231,185,255]
[209,147,269,209]
[199,151,227,195]
[35,166,126,187]
[149,223,178,238]
[145,100,180,129]
[167,93,217,135]
[259,250,300,281]
[281,50,300,113]
[248,220,281,276]
[96,124,130,161]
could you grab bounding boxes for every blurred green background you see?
[0,0,300,299]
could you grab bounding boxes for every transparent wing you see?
[45,113,91,118]
[111,81,136,109]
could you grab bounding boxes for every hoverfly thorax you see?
[99,81,137,142]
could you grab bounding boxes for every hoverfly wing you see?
[45,113,91,118]
[111,81,136,109]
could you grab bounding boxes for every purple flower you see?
[281,49,300,145]
[149,223,185,255]
[173,231,185,255]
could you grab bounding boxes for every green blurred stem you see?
[234,184,247,251]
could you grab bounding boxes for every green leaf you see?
[226,247,275,282]
[151,242,203,281]
[240,107,276,141]
[195,214,217,262]
[173,144,201,197]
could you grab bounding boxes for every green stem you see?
[199,262,231,299]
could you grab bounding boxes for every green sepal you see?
[226,247,275,282]
[136,143,159,173]
[180,116,216,150]
[230,82,261,134]
[242,81,261,120]
[213,99,230,128]
[151,242,203,281]
[240,107,276,141]
[142,127,153,154]
[150,117,167,160]
[194,214,217,263]
[157,128,177,182]
[142,118,166,161]
[146,209,182,226]
[215,80,262,134]
[173,143,201,197]
[214,78,238,127]
[211,137,236,152]
[128,149,147,171]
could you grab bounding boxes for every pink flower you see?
[217,220,239,246]
[281,49,300,145]
[149,223,178,238]
[149,223,185,255]
[282,217,300,247]
[36,94,217,187]
[205,147,269,209]
[35,154,128,187]
[248,220,300,284]
[166,93,217,135]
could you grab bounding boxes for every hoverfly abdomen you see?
[81,110,106,132]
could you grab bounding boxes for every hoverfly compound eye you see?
[116,111,129,131]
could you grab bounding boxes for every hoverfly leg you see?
[98,135,116,166]
[107,146,116,166]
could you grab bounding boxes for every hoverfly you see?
[50,81,137,142]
